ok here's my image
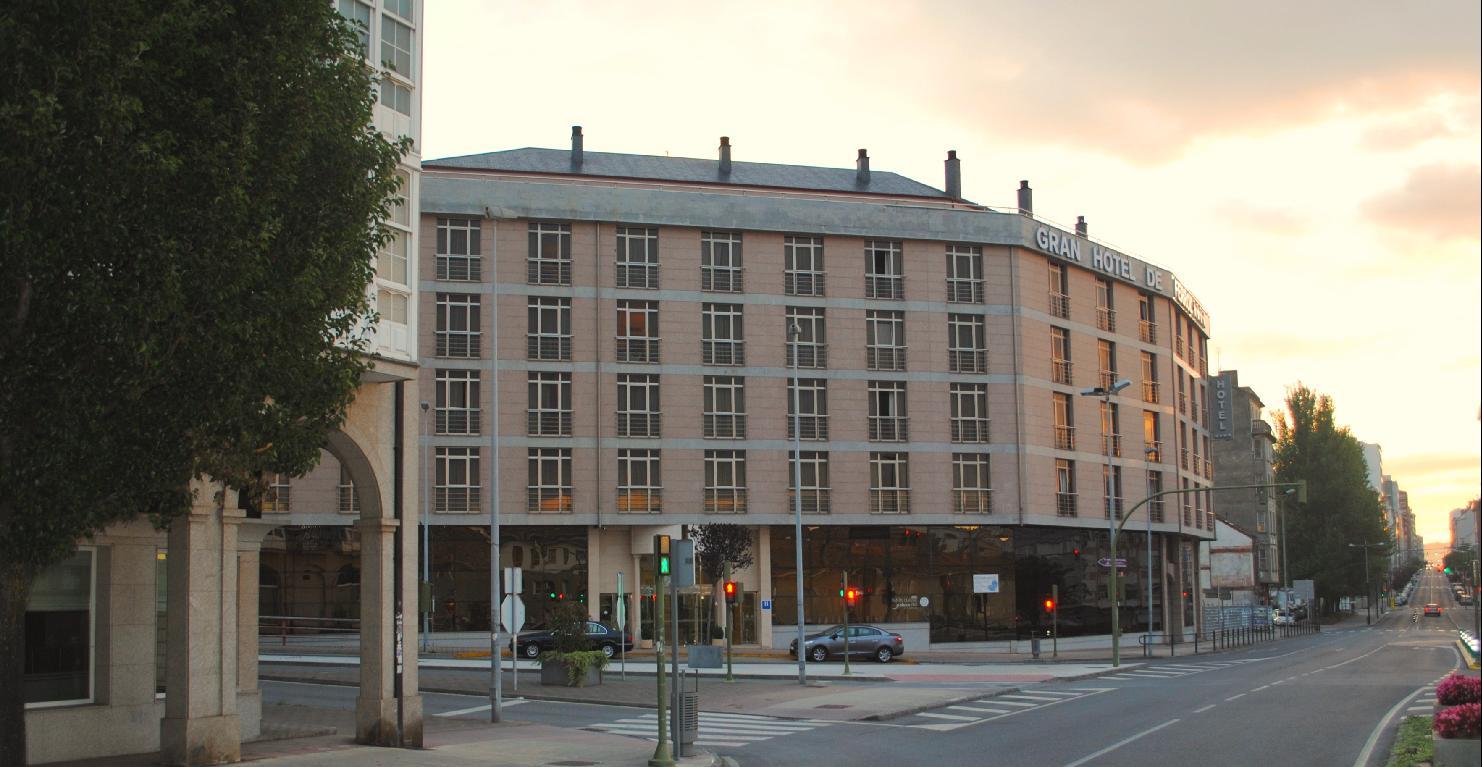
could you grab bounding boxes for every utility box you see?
[676,676,699,756]
[671,539,696,587]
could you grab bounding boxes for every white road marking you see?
[949,705,1013,715]
[435,700,530,717]
[1225,694,1246,701]
[1194,704,1216,714]
[917,712,981,721]
[1060,719,1181,767]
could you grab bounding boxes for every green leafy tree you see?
[0,2,405,760]
[1273,385,1388,608]
[693,524,755,582]
[1443,544,1476,582]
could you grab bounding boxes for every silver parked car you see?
[787,624,905,663]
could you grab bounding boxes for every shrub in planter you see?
[1437,674,1482,706]
[538,602,609,687]
[1434,702,1482,739]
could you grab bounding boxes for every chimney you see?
[944,150,961,199]
[570,125,584,168]
[719,136,732,175]
[856,148,870,184]
[1017,180,1033,215]
[1075,216,1087,237]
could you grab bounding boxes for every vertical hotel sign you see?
[1212,371,1235,440]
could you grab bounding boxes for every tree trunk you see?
[0,561,33,767]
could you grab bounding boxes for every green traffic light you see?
[659,555,670,575]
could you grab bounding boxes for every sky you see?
[420,0,1481,545]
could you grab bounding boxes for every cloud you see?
[1361,163,1482,240]
[1359,95,1479,151]
[1382,453,1482,478]
[1215,201,1310,236]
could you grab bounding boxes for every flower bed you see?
[1437,674,1481,706]
[1432,676,1482,767]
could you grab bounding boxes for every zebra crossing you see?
[587,710,834,748]
[1099,658,1261,681]
[902,688,1115,731]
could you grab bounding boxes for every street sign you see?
[760,600,772,610]
[1097,558,1128,568]
[499,594,526,634]
[972,573,1000,594]
[503,566,523,594]
[671,539,696,587]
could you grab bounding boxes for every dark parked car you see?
[517,621,633,659]
[787,624,905,663]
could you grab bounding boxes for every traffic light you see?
[1043,597,1056,614]
[1071,547,1082,559]
[655,534,671,576]
[845,587,860,607]
[723,580,738,605]
[1444,566,1453,574]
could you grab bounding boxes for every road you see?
[264,569,1472,767]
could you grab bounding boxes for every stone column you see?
[757,526,773,648]
[587,527,602,621]
[160,481,243,766]
[235,520,278,742]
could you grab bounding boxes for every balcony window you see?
[1141,352,1160,403]
[616,374,661,438]
[701,231,743,292]
[950,383,990,443]
[1139,294,1158,343]
[337,464,360,514]
[616,300,660,364]
[1053,392,1075,450]
[868,381,908,442]
[527,448,573,513]
[946,245,984,303]
[865,240,904,299]
[526,371,572,437]
[436,293,480,358]
[948,313,987,373]
[1051,327,1072,385]
[616,449,662,514]
[1056,459,1077,517]
[702,303,745,366]
[1099,401,1122,458]
[786,307,827,368]
[1147,471,1165,522]
[784,235,825,296]
[435,447,480,513]
[1048,262,1070,319]
[787,378,828,440]
[866,310,906,371]
[435,217,481,281]
[263,473,291,513]
[1098,339,1118,389]
[616,226,659,289]
[953,454,992,514]
[704,450,747,513]
[869,452,910,514]
[1095,278,1116,332]
[435,369,481,435]
[527,222,572,286]
[703,376,746,439]
[788,451,831,514]
[1103,465,1124,519]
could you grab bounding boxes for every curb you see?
[860,686,1021,722]
[261,657,898,684]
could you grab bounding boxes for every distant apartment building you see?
[1453,502,1479,552]
[1208,370,1279,596]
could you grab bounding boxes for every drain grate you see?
[814,703,851,709]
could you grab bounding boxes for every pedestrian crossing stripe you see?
[587,712,833,748]
[902,688,1116,731]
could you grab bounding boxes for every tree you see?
[0,2,405,760]
[1443,544,1476,582]
[693,524,754,582]
[1273,384,1389,609]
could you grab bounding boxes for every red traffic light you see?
[845,587,860,606]
[1043,598,1056,613]
[723,580,738,603]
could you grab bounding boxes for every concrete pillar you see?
[587,527,602,621]
[160,482,243,766]
[757,526,773,647]
[235,520,278,742]
[355,518,422,746]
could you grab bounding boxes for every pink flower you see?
[1433,702,1481,739]
[1436,674,1482,706]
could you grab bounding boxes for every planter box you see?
[686,644,723,669]
[540,658,603,687]
[1433,735,1480,767]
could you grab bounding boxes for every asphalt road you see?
[264,569,1473,767]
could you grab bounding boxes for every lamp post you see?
[1348,542,1383,625]
[1144,446,1157,635]
[789,321,807,686]
[1277,487,1296,610]
[1080,378,1131,666]
[420,401,432,654]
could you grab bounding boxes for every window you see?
[616,226,659,289]
[950,383,990,443]
[787,378,828,440]
[1180,424,1190,470]
[1103,465,1124,519]
[702,303,745,366]
[24,549,94,706]
[701,231,743,292]
[390,169,411,227]
[436,293,481,357]
[1051,326,1072,384]
[946,245,984,303]
[1139,294,1157,343]
[789,451,830,514]
[380,14,413,76]
[866,310,905,371]
[385,0,414,20]
[377,229,409,285]
[338,464,360,514]
[1177,371,1187,415]
[379,80,412,116]
[1053,392,1075,450]
[953,454,992,514]
[377,288,408,324]
[1143,410,1162,462]
[785,236,825,296]
[264,472,291,513]
[703,376,746,438]
[868,381,908,441]
[865,240,904,299]
[1181,478,1193,526]
[616,300,660,363]
[526,372,572,437]
[1175,316,1186,358]
[528,222,572,285]
[1048,262,1069,318]
[869,452,910,514]
[705,450,747,513]
[435,369,481,435]
[1203,434,1213,479]
[786,307,827,368]
[1095,278,1116,332]
[528,448,573,513]
[617,449,662,514]
[616,374,661,438]
[337,1,372,61]
[436,217,481,281]
[436,447,480,513]
[1147,470,1165,522]
[1141,351,1160,403]
[1097,339,1118,389]
[1099,401,1122,458]
[1056,459,1077,516]
[527,297,571,361]
[948,313,987,373]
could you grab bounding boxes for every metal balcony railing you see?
[867,346,906,371]
[435,487,480,513]
[436,408,481,435]
[951,418,991,443]
[949,349,988,374]
[1149,497,1165,522]
[701,268,744,293]
[527,260,572,286]
[1052,359,1073,385]
[1204,459,1214,480]
[788,488,831,514]
[787,343,828,369]
[788,415,828,441]
[954,490,992,514]
[785,271,826,297]
[1056,492,1078,517]
[1054,425,1076,451]
[1143,380,1160,403]
[616,412,661,438]
[868,416,909,442]
[1175,336,1185,357]
[870,489,911,514]
[1097,307,1117,332]
[947,279,984,304]
[436,332,481,358]
[616,490,662,514]
[615,263,659,289]
[1145,440,1163,462]
[703,414,746,439]
[866,275,904,300]
[1181,449,1191,470]
[1049,292,1070,319]
[1099,371,1119,390]
[615,337,660,364]
[527,335,571,361]
[1105,495,1124,520]
[527,489,573,513]
[436,256,481,282]
[702,340,745,366]
[1139,320,1157,344]
[1107,433,1123,458]
[704,488,748,514]
[526,410,573,437]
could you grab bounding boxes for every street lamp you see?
[1348,542,1384,625]
[789,321,807,686]
[1144,446,1158,635]
[1080,378,1131,666]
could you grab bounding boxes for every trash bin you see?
[1031,635,1041,659]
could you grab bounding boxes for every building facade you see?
[1208,370,1280,595]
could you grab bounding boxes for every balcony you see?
[616,263,659,289]
[869,489,911,514]
[1052,359,1073,385]
[1149,497,1165,522]
[954,489,992,514]
[436,408,481,435]
[1175,336,1185,357]
[951,418,991,444]
[788,415,829,441]
[701,267,744,293]
[702,340,745,366]
[704,488,748,514]
[616,490,662,514]
[1178,393,1187,415]
[1049,292,1070,319]
[1106,433,1123,458]
[1054,425,1076,451]
[435,487,480,514]
[436,332,481,358]
[1182,503,1193,527]
[785,271,826,297]
[867,346,906,371]
[787,343,828,369]
[1145,439,1163,462]
[788,488,831,514]
[1099,371,1119,390]
[527,335,572,361]
[615,337,659,364]
[616,411,661,438]
[1139,320,1157,344]
[527,260,572,286]
[1180,448,1191,470]
[1204,459,1214,480]
[947,279,984,304]
[526,410,573,437]
[1055,492,1077,517]
[868,416,909,442]
[866,275,904,300]
[436,256,481,282]
[703,414,747,439]
[527,489,573,513]
[1105,495,1124,520]
[949,349,988,374]
[1097,307,1117,333]
[1143,380,1160,403]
